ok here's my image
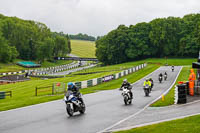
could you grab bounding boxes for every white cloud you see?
[0,0,199,36]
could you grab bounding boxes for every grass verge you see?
[115,114,200,133]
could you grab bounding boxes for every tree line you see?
[69,33,96,41]
[96,13,200,65]
[0,14,71,63]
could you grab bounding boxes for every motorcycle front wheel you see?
[66,104,74,116]
[124,95,128,105]
[145,89,149,96]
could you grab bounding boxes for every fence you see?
[73,63,147,89]
[34,63,147,96]
[35,85,53,96]
[35,83,66,96]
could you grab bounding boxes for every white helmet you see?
[123,79,127,82]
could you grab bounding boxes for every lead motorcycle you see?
[64,91,86,116]
[120,86,132,105]
[144,84,150,96]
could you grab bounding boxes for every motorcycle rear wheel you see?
[79,102,86,114]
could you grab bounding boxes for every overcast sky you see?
[0,0,199,36]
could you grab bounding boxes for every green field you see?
[0,60,151,111]
[144,58,196,66]
[0,57,196,111]
[71,40,96,58]
[115,114,200,133]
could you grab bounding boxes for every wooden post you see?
[35,87,37,96]
[52,84,54,95]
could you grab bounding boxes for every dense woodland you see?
[96,13,200,65]
[69,33,96,41]
[0,14,71,63]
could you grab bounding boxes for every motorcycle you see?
[64,92,85,116]
[171,66,174,72]
[143,84,150,96]
[150,81,153,92]
[164,74,167,81]
[159,76,163,83]
[120,87,132,105]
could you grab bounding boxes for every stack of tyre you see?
[177,84,187,104]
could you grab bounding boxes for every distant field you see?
[71,40,96,58]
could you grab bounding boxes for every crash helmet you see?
[146,78,148,81]
[123,79,127,83]
[67,82,74,90]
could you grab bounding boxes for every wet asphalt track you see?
[0,66,182,133]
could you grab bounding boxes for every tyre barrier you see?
[174,84,187,104]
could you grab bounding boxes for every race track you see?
[0,66,182,133]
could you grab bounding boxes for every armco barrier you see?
[87,80,93,87]
[73,63,147,89]
[0,62,77,76]
[97,78,102,84]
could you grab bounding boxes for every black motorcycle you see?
[143,84,150,96]
[171,66,174,72]
[64,92,85,116]
[150,81,154,92]
[159,76,163,83]
[164,74,167,81]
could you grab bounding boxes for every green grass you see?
[71,40,96,58]
[151,66,191,107]
[72,60,146,75]
[81,64,159,94]
[144,58,196,66]
[0,62,158,111]
[115,114,200,133]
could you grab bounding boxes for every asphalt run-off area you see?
[0,66,182,133]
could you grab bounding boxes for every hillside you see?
[71,40,96,58]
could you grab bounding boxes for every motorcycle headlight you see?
[68,95,73,100]
[64,96,67,101]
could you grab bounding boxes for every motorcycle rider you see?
[120,79,133,99]
[171,65,174,72]
[143,78,151,88]
[158,73,163,82]
[159,73,163,78]
[149,78,154,91]
[66,82,83,103]
[164,72,167,80]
